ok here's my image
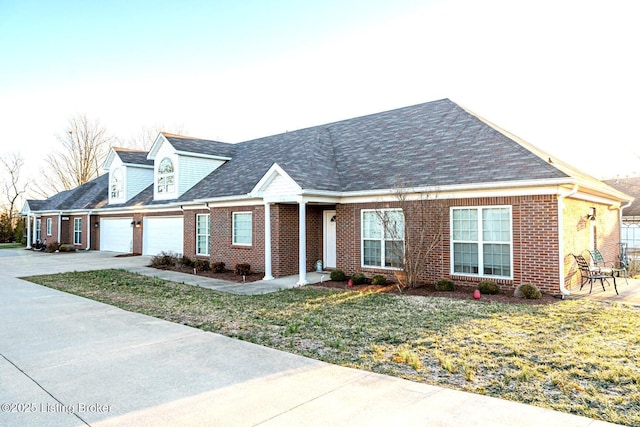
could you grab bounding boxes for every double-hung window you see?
[35,219,41,242]
[46,218,52,236]
[451,206,512,278]
[196,214,210,255]
[74,218,82,245]
[361,209,405,268]
[232,212,252,246]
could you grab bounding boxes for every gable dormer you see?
[103,148,154,205]
[147,132,235,201]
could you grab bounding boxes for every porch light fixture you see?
[94,222,99,228]
[331,215,336,222]
[135,221,142,228]
[587,207,596,221]
[131,220,135,226]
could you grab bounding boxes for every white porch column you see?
[57,213,62,243]
[86,211,91,250]
[32,215,38,244]
[297,199,308,286]
[263,202,274,280]
[26,214,32,249]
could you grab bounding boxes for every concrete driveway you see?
[0,249,619,426]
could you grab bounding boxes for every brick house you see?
[22,99,633,296]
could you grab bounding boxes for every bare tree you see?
[37,114,112,196]
[0,152,28,227]
[378,187,445,290]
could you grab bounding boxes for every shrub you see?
[58,244,77,253]
[235,263,251,276]
[477,280,500,295]
[330,269,346,281]
[180,256,194,268]
[150,251,178,267]
[435,278,454,291]
[514,283,542,299]
[371,275,387,286]
[211,261,225,273]
[351,272,366,285]
[193,258,210,271]
[45,241,61,253]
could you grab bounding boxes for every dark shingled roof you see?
[31,98,618,211]
[114,148,153,167]
[604,177,640,216]
[163,133,237,159]
[27,175,109,211]
[180,99,568,200]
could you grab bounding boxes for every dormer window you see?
[157,158,175,194]
[110,169,124,200]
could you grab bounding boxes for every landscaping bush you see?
[330,269,346,281]
[193,258,210,271]
[514,283,542,299]
[435,278,455,291]
[351,272,366,285]
[150,251,178,267]
[58,244,77,253]
[211,261,225,273]
[181,256,194,267]
[371,275,387,286]
[235,263,251,276]
[477,280,500,295]
[45,241,61,253]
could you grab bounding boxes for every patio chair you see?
[588,248,628,285]
[573,254,618,295]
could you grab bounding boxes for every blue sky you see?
[1,0,639,186]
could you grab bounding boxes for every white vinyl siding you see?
[451,206,512,278]
[178,156,225,195]
[361,209,404,268]
[261,172,301,197]
[232,212,252,246]
[126,166,154,201]
[196,214,210,255]
[74,218,82,245]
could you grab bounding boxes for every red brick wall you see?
[336,195,564,294]
[210,205,266,274]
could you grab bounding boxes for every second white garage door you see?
[100,218,133,253]
[142,216,184,256]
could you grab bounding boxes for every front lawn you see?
[0,242,24,249]
[24,269,640,426]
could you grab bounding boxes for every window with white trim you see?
[110,168,124,200]
[74,218,82,245]
[361,209,405,268]
[196,214,210,255]
[46,218,52,236]
[232,212,252,246]
[36,219,41,242]
[157,158,175,194]
[451,206,512,278]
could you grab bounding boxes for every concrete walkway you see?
[0,249,621,426]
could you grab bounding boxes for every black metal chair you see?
[589,248,628,285]
[573,254,618,295]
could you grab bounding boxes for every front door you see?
[323,210,337,268]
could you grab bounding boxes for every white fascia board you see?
[147,133,171,160]
[103,149,118,171]
[122,163,154,169]
[249,163,302,197]
[174,150,232,161]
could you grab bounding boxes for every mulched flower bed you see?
[152,265,264,283]
[310,281,559,305]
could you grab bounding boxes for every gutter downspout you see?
[86,211,92,251]
[558,185,579,297]
[57,212,62,244]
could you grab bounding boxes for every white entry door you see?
[323,210,337,268]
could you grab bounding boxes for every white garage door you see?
[143,216,184,256]
[100,218,133,253]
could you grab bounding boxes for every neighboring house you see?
[21,99,633,296]
[604,176,640,256]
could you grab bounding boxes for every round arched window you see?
[157,158,175,193]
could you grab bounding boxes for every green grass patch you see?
[24,269,640,426]
[0,242,24,249]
